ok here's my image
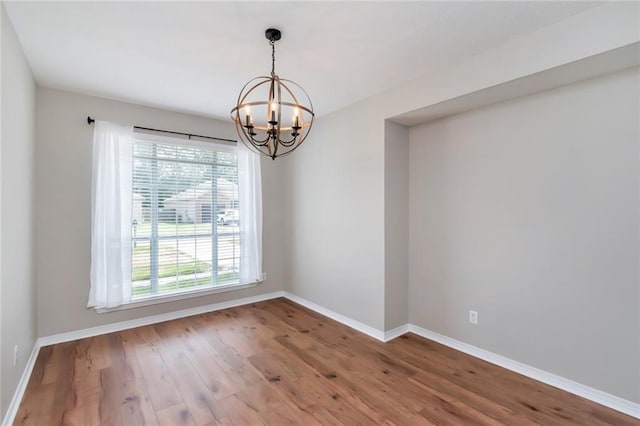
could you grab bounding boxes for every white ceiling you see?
[4,1,601,120]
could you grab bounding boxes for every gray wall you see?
[384,121,409,330]
[277,3,640,337]
[1,4,37,416]
[282,100,386,331]
[409,68,640,403]
[35,88,286,337]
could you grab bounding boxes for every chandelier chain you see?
[270,40,276,77]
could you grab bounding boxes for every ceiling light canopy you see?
[231,28,314,160]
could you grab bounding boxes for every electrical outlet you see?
[13,345,18,367]
[262,272,267,281]
[469,310,478,325]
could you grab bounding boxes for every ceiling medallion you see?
[231,28,314,160]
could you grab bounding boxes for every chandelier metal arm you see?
[248,134,271,146]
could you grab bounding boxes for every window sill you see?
[95,280,261,313]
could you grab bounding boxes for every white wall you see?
[0,4,37,417]
[35,88,286,337]
[409,68,640,403]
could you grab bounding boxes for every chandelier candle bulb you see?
[293,107,300,128]
[244,106,252,127]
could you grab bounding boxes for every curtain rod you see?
[87,116,236,143]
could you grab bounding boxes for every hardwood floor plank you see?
[230,384,311,425]
[134,343,183,411]
[26,344,52,387]
[97,366,125,425]
[61,374,101,426]
[114,331,160,425]
[217,393,267,426]
[119,378,159,426]
[407,367,536,424]
[385,335,580,425]
[248,343,386,424]
[153,320,239,400]
[189,315,246,371]
[44,343,78,424]
[271,334,400,423]
[179,333,240,401]
[14,298,639,426]
[156,403,197,426]
[119,329,148,380]
[14,383,56,426]
[154,322,225,424]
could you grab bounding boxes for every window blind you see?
[131,133,240,298]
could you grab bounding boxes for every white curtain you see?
[237,141,263,284]
[88,121,134,308]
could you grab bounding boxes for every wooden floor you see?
[15,298,638,425]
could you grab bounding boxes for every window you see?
[131,134,240,298]
[88,120,262,310]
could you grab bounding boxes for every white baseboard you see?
[408,324,640,419]
[282,291,386,341]
[383,323,410,342]
[39,290,285,347]
[2,342,40,426]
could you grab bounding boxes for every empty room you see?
[1,1,639,425]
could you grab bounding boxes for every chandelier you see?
[231,28,314,160]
